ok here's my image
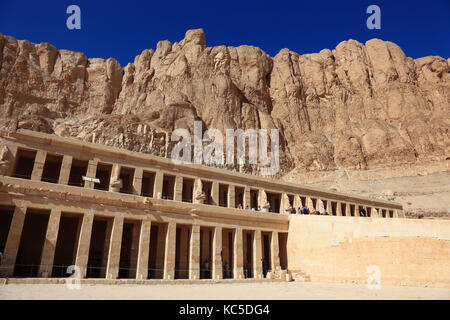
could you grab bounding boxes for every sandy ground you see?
[1,281,449,300]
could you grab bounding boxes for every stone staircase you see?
[265,267,311,282]
[289,270,311,282]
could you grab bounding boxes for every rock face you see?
[0,29,449,182]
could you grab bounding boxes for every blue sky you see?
[0,0,449,67]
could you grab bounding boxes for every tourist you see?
[297,206,302,214]
[205,259,210,278]
[262,259,267,278]
[303,206,309,215]
[0,251,3,265]
[257,206,262,211]
[237,204,242,209]
[245,205,249,210]
[360,208,367,217]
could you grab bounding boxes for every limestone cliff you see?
[0,29,449,216]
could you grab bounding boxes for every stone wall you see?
[287,215,450,287]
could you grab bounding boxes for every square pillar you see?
[371,207,379,218]
[4,144,18,177]
[109,164,121,192]
[174,175,183,201]
[228,185,235,208]
[336,202,343,216]
[306,196,314,210]
[164,221,176,280]
[136,219,151,279]
[31,150,47,181]
[281,193,291,214]
[271,231,281,271]
[294,195,302,211]
[58,155,73,185]
[345,203,351,216]
[39,208,62,277]
[212,226,223,280]
[233,228,244,279]
[193,178,203,204]
[153,171,164,199]
[74,213,94,278]
[253,230,263,279]
[327,200,332,214]
[1,205,26,276]
[133,167,143,195]
[189,225,200,280]
[84,159,98,189]
[106,216,124,279]
[318,199,325,212]
[211,181,220,206]
[353,204,359,216]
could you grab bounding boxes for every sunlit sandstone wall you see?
[287,215,450,287]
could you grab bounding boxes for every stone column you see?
[2,205,26,276]
[164,221,176,280]
[84,159,98,189]
[193,178,204,204]
[153,171,164,199]
[133,167,143,195]
[136,219,151,280]
[189,225,200,280]
[109,164,121,192]
[253,230,263,279]
[336,202,343,216]
[294,195,302,211]
[327,200,332,214]
[243,186,251,209]
[318,199,325,212]
[74,213,94,278]
[31,150,47,181]
[353,204,359,217]
[345,203,351,216]
[258,189,267,211]
[211,181,220,206]
[228,185,235,208]
[39,209,62,277]
[174,175,183,201]
[212,226,223,280]
[106,216,124,279]
[4,144,18,177]
[306,196,314,211]
[58,155,73,185]
[271,231,281,271]
[281,193,291,214]
[233,228,244,279]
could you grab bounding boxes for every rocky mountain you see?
[0,29,449,216]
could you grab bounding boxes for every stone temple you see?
[0,129,448,287]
